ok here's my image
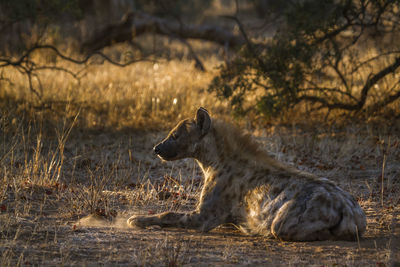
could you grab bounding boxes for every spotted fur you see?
[127,108,366,241]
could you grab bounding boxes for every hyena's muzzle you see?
[153,138,178,161]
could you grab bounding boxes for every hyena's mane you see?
[211,120,260,156]
[211,119,317,179]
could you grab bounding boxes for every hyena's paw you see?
[127,215,151,228]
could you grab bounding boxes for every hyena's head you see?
[153,107,211,161]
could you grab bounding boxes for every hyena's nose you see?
[153,144,161,155]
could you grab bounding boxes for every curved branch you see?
[29,45,152,66]
[0,45,152,68]
[296,57,400,113]
[299,86,358,103]
[358,56,400,110]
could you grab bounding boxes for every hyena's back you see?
[244,178,366,241]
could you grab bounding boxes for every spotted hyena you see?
[127,107,366,241]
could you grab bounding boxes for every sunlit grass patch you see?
[0,53,226,130]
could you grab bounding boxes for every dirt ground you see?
[1,127,399,266]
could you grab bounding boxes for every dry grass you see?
[0,48,400,265]
[0,47,227,130]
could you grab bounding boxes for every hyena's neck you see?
[194,128,222,175]
[194,120,317,183]
[194,121,261,178]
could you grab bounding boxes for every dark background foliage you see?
[209,0,400,119]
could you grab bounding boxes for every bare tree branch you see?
[0,44,152,102]
[295,56,400,113]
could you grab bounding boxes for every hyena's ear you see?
[195,107,211,136]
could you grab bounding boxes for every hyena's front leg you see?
[127,212,191,228]
[128,182,233,231]
[127,210,224,232]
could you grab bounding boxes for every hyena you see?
[127,107,366,241]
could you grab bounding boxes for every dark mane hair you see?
[211,119,317,179]
[212,119,261,156]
